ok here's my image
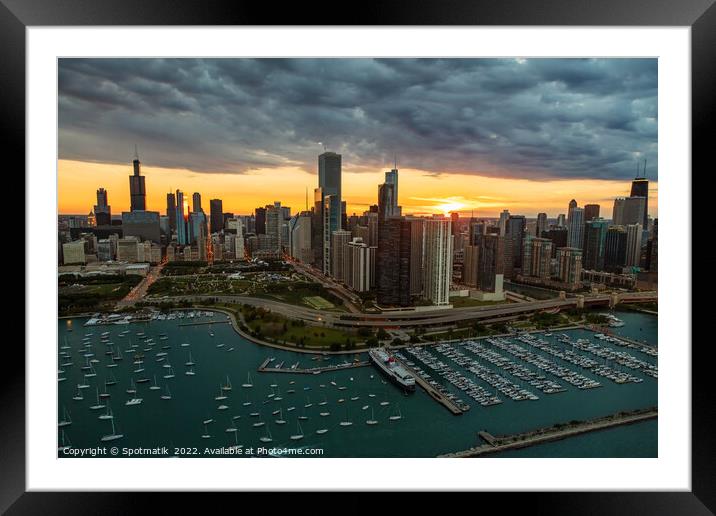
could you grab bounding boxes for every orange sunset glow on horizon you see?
[58,159,658,220]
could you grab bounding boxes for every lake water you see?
[57,309,657,458]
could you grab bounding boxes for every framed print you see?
[5,0,711,511]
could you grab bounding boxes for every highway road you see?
[148,291,656,328]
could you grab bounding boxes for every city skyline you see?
[58,58,658,218]
[58,157,657,219]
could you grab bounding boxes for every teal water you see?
[57,310,657,458]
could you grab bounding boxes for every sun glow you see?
[436,201,465,216]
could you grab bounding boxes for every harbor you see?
[57,309,658,458]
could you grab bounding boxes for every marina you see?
[58,309,657,458]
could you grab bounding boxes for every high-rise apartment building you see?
[423,218,453,306]
[210,199,223,234]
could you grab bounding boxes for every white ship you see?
[368,348,416,392]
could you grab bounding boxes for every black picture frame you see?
[5,0,709,511]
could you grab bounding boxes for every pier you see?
[393,358,466,416]
[439,407,657,457]
[257,359,370,375]
[178,320,230,327]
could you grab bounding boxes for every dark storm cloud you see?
[58,58,657,180]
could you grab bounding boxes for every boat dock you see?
[178,320,230,327]
[257,359,370,375]
[388,355,465,416]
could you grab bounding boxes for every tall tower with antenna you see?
[629,158,649,228]
[129,145,146,211]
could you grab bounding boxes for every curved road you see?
[148,291,655,328]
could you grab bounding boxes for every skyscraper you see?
[192,192,203,213]
[318,152,342,273]
[521,236,553,279]
[625,223,643,267]
[347,238,375,292]
[384,167,400,215]
[423,218,453,306]
[506,215,526,276]
[536,212,548,237]
[94,188,111,226]
[604,225,627,272]
[175,190,189,245]
[376,217,412,307]
[498,210,510,236]
[556,247,582,287]
[129,148,146,211]
[584,204,600,222]
[567,207,584,249]
[378,182,398,219]
[582,219,609,271]
[630,170,649,228]
[265,201,283,253]
[621,197,647,226]
[612,197,626,225]
[210,199,223,234]
[166,192,176,233]
[477,233,505,296]
[409,218,425,296]
[331,230,352,282]
[255,207,266,235]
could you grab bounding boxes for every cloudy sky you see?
[58,58,657,217]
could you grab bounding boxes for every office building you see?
[582,219,609,271]
[604,225,628,272]
[94,188,111,226]
[630,173,649,228]
[62,241,86,265]
[210,199,223,234]
[129,149,146,211]
[505,215,526,277]
[584,204,600,222]
[192,192,202,213]
[536,212,548,237]
[625,223,643,267]
[166,192,176,233]
[567,207,584,249]
[289,212,312,264]
[122,210,161,243]
[409,218,425,296]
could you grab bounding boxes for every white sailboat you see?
[58,406,72,427]
[185,352,195,366]
[100,417,124,441]
[259,427,273,443]
[241,372,253,388]
[366,407,378,425]
[98,406,114,420]
[201,423,211,439]
[289,422,304,440]
[222,375,232,391]
[339,408,353,427]
[388,404,402,421]
[89,389,105,411]
[185,367,195,376]
[149,375,161,391]
[275,409,286,425]
[58,429,71,453]
[125,398,142,406]
[215,385,228,401]
[72,386,84,401]
[160,384,172,400]
[316,427,328,435]
[126,379,136,394]
[163,367,175,379]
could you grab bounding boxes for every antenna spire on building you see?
[133,144,139,160]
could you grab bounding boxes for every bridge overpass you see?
[150,290,656,329]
